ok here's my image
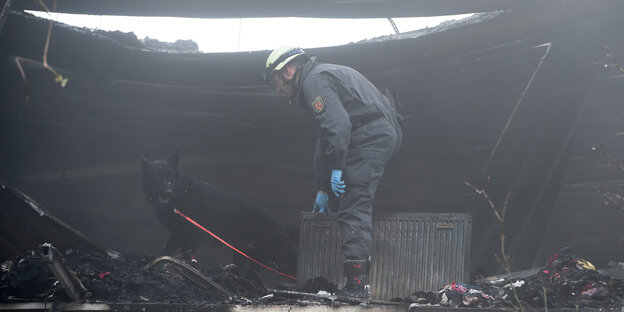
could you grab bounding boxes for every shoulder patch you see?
[311,96,324,113]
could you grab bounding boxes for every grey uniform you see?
[296,57,403,260]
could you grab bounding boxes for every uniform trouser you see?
[338,118,402,260]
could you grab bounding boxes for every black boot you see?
[336,259,370,300]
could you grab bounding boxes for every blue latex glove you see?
[331,169,346,197]
[313,191,329,213]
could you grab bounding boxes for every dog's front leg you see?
[165,232,199,264]
[164,232,185,255]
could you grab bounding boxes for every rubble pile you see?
[0,251,57,301]
[2,247,622,308]
[297,277,338,294]
[1,249,267,303]
[406,249,624,309]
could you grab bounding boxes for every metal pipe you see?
[40,243,90,301]
[143,256,235,300]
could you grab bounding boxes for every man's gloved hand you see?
[313,191,330,213]
[331,169,346,197]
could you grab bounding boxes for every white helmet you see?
[264,46,306,85]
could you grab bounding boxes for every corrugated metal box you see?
[297,212,471,300]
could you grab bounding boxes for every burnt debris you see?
[2,245,622,309]
[1,248,266,304]
[405,248,624,310]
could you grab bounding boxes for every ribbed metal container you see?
[296,212,471,300]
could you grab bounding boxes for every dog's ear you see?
[140,154,148,173]
[169,149,180,169]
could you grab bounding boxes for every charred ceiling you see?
[1,0,624,276]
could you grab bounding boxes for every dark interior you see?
[1,0,623,277]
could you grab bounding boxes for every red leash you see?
[173,209,296,280]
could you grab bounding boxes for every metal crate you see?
[296,212,471,300]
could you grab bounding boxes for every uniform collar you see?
[292,57,318,107]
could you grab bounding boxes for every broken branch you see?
[595,184,624,212]
[591,143,624,172]
[14,0,67,104]
[594,52,624,73]
[592,137,624,243]
[464,178,503,222]
[465,179,524,311]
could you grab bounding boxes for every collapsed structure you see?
[1,0,624,310]
[2,241,623,309]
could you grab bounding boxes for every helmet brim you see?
[264,47,305,85]
[265,54,302,85]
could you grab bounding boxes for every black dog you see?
[140,150,297,275]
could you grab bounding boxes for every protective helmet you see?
[264,46,306,85]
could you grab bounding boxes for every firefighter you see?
[264,46,403,299]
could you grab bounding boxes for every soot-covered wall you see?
[1,1,623,274]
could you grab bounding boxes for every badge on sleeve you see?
[312,96,324,113]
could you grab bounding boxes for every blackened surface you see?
[469,15,604,272]
[533,16,624,267]
[0,0,11,35]
[296,277,337,294]
[1,250,268,303]
[1,249,622,308]
[0,251,57,301]
[0,1,623,278]
[140,152,297,276]
[0,181,105,259]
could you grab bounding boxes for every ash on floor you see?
[1,249,267,304]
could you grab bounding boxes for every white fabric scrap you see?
[504,280,525,289]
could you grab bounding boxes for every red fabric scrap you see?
[98,272,111,279]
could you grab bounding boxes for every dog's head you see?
[140,150,180,206]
